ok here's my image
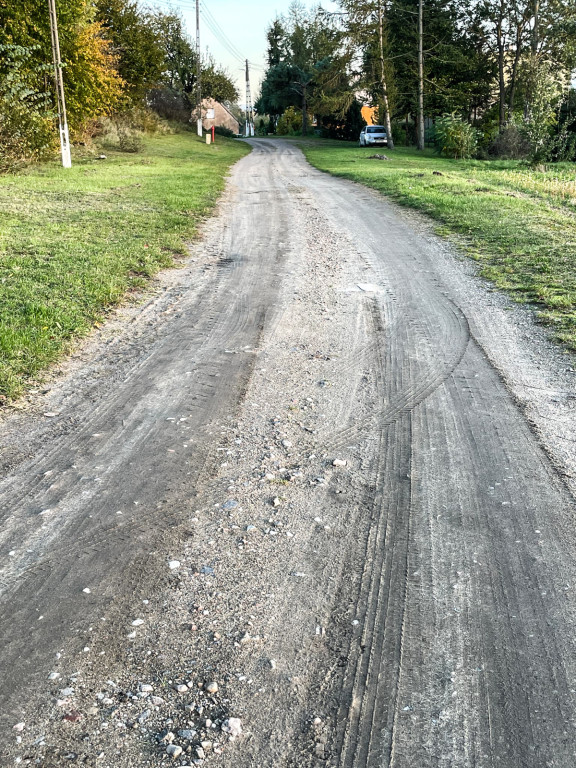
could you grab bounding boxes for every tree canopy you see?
[256,0,576,158]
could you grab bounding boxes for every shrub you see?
[434,113,479,159]
[214,125,235,138]
[490,120,531,159]
[276,106,303,135]
[0,44,56,171]
[117,127,144,152]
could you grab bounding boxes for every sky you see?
[147,0,338,105]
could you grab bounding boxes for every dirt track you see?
[2,139,576,767]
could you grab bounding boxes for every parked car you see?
[359,125,388,147]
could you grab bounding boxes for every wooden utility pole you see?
[417,0,425,150]
[195,0,202,136]
[47,0,71,168]
[377,0,394,149]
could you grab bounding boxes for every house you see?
[201,99,240,134]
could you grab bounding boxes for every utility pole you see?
[245,60,254,137]
[48,0,71,168]
[195,0,202,136]
[377,0,394,150]
[417,0,425,150]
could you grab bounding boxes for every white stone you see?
[221,717,242,738]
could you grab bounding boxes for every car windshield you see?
[367,126,386,134]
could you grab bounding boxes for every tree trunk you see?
[302,84,308,136]
[496,12,506,130]
[417,0,425,150]
[378,0,394,149]
[532,0,540,55]
[525,0,540,118]
[508,31,522,115]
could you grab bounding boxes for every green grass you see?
[0,131,250,400]
[299,139,576,351]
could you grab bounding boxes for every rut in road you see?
[2,139,576,768]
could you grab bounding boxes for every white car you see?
[359,125,388,146]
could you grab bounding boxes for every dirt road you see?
[2,139,576,767]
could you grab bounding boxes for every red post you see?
[211,125,215,143]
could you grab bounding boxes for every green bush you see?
[117,127,144,152]
[276,106,303,135]
[214,125,235,138]
[0,44,56,171]
[434,112,479,159]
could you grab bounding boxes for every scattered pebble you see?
[168,560,181,570]
[221,717,242,738]
[332,459,347,467]
[205,681,218,694]
[131,619,144,626]
[82,588,91,594]
[166,744,183,758]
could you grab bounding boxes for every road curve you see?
[1,139,576,768]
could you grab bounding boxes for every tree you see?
[95,0,164,100]
[0,0,124,136]
[257,3,349,136]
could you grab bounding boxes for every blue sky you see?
[148,0,338,103]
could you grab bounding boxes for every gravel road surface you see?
[2,139,576,767]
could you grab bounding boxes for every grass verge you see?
[0,132,250,400]
[299,139,576,351]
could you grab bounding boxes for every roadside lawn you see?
[300,139,576,351]
[0,132,250,400]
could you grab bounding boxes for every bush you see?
[214,125,235,138]
[117,127,144,153]
[434,113,479,159]
[0,44,56,171]
[489,121,531,159]
[276,106,303,135]
[147,88,191,123]
[255,118,269,137]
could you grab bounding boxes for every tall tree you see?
[0,0,123,134]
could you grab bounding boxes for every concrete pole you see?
[48,0,71,168]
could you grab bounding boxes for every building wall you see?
[202,99,240,134]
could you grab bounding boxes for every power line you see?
[148,0,265,71]
[200,1,245,62]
